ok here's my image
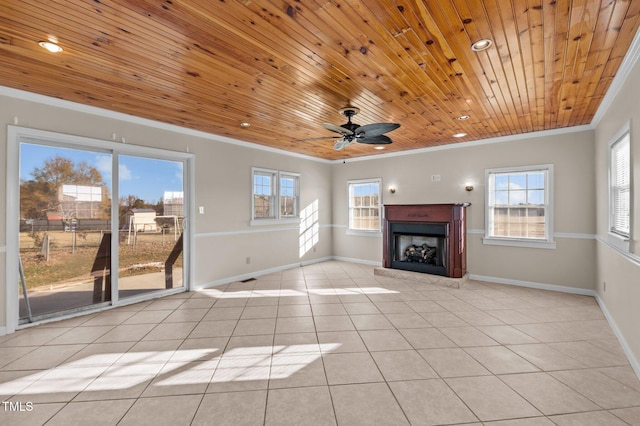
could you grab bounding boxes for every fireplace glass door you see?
[390,222,448,276]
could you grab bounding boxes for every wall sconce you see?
[389,186,396,194]
[465,184,474,192]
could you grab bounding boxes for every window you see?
[280,173,298,217]
[252,167,299,223]
[485,165,554,248]
[348,178,382,233]
[609,128,631,240]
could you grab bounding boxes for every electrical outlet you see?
[246,256,251,264]
[431,174,441,182]
[199,206,204,214]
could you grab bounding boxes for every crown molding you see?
[0,86,332,164]
[591,25,640,128]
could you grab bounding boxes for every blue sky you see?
[20,144,183,204]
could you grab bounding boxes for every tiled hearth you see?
[374,267,468,289]
[0,261,639,425]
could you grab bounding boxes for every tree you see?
[31,155,105,186]
[119,195,149,224]
[20,155,108,220]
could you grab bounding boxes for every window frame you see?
[484,164,555,249]
[608,123,633,252]
[251,167,300,225]
[347,178,382,236]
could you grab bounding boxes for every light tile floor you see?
[1,261,639,425]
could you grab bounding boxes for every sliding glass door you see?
[14,130,191,325]
[118,155,184,299]
[18,143,113,321]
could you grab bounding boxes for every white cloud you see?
[94,155,112,176]
[119,164,133,181]
[94,155,132,181]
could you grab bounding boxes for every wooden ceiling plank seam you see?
[463,0,523,134]
[513,0,541,131]
[569,0,616,125]
[88,2,398,133]
[241,0,436,126]
[474,0,527,134]
[324,0,457,105]
[312,1,465,130]
[526,0,547,130]
[418,0,511,136]
[412,0,505,134]
[574,0,638,125]
[544,0,570,130]
[422,0,509,130]
[557,0,594,127]
[113,0,366,114]
[70,0,364,125]
[495,0,534,130]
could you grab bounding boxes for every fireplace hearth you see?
[383,204,469,278]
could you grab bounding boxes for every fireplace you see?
[383,204,469,278]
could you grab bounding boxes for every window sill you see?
[250,218,299,226]
[482,237,556,249]
[346,229,382,237]
[607,232,630,253]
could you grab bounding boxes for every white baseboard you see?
[0,326,6,336]
[195,256,333,290]
[595,295,640,381]
[468,274,597,297]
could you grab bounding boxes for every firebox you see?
[383,204,469,278]
[390,222,447,276]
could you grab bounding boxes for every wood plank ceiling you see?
[1,0,638,160]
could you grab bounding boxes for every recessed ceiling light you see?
[38,41,63,53]
[374,146,385,150]
[456,115,470,120]
[471,39,492,52]
[240,122,251,128]
[453,132,467,138]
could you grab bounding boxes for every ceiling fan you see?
[309,107,400,151]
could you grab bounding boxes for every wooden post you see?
[91,232,111,303]
[165,234,183,289]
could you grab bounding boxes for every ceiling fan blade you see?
[323,122,354,136]
[357,134,393,145]
[333,138,355,151]
[355,123,400,138]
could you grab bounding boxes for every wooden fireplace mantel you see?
[383,203,470,278]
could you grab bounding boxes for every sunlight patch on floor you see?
[0,344,341,395]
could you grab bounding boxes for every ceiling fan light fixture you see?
[453,132,467,138]
[471,39,492,51]
[38,41,63,53]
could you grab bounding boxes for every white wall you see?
[594,48,640,374]
[331,131,597,291]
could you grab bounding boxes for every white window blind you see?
[610,132,630,236]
